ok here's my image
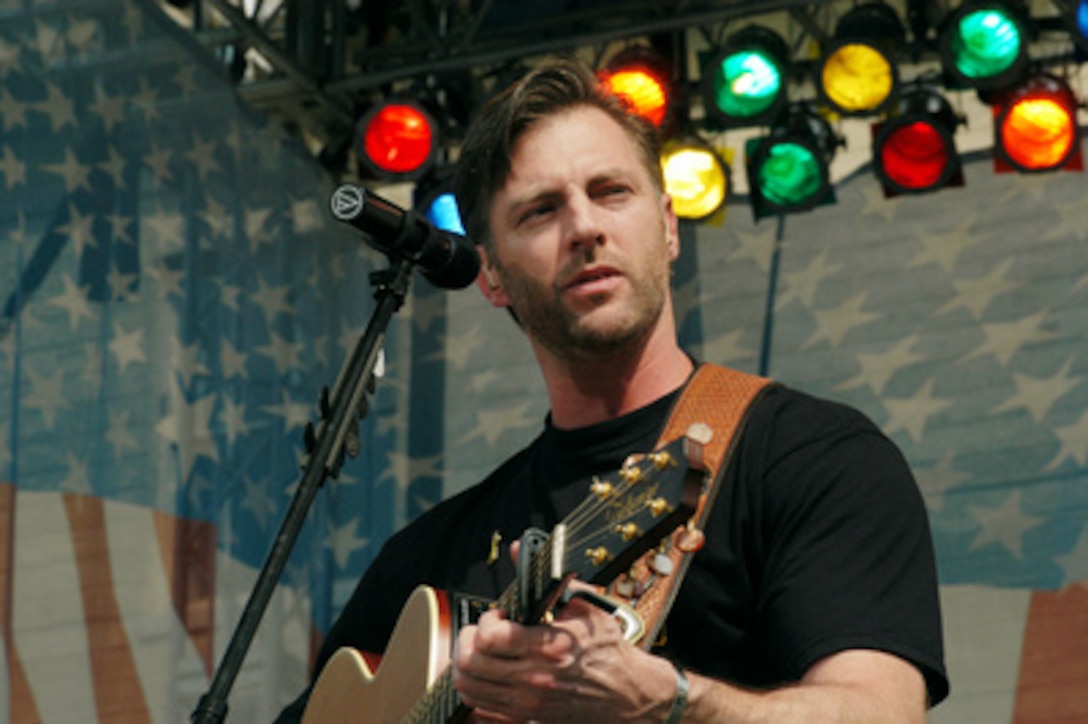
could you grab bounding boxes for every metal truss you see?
[154,0,1081,173]
[154,1,833,158]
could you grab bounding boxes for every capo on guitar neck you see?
[514,526,645,640]
[515,526,573,625]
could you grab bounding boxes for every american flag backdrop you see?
[0,1,397,721]
[0,1,1087,722]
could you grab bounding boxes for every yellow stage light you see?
[661,138,729,220]
[817,2,905,115]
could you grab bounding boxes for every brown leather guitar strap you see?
[614,363,775,650]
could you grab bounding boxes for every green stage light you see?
[746,104,842,219]
[702,25,789,128]
[759,143,823,205]
[939,1,1029,90]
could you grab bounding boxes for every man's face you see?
[483,105,679,360]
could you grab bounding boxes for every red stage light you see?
[599,46,673,128]
[880,121,952,189]
[601,68,669,126]
[873,86,963,195]
[358,101,438,178]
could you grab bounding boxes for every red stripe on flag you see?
[153,510,216,678]
[64,492,151,723]
[0,484,41,724]
[1013,584,1088,723]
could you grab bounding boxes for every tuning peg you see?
[647,450,675,469]
[585,546,612,566]
[590,477,613,499]
[649,552,675,576]
[647,497,673,517]
[682,422,714,470]
[676,523,706,553]
[613,576,636,599]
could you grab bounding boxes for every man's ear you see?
[662,193,681,262]
[475,246,510,307]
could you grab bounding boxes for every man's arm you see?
[685,648,926,723]
[453,600,927,723]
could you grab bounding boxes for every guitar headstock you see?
[560,434,705,586]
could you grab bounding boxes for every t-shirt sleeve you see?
[750,391,949,705]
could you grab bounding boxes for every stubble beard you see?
[496,251,671,362]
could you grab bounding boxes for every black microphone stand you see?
[190,255,415,724]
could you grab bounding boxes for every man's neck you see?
[536,338,695,430]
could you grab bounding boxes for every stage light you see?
[701,25,789,128]
[421,190,466,235]
[873,85,965,195]
[939,1,1029,90]
[818,2,906,115]
[746,104,842,219]
[993,74,1082,173]
[661,137,730,220]
[1065,0,1088,50]
[599,46,674,128]
[356,100,439,180]
[413,168,467,236]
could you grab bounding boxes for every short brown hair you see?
[453,56,663,252]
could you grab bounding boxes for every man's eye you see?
[521,205,553,222]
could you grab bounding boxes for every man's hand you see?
[451,589,676,722]
[451,541,927,723]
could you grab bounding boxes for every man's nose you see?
[565,193,605,250]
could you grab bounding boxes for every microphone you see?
[329,183,480,290]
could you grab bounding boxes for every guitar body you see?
[303,585,452,723]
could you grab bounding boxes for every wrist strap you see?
[665,661,689,724]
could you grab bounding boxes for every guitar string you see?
[524,458,652,587]
[562,450,679,553]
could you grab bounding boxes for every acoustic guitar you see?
[303,432,708,723]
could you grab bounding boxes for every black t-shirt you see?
[278,380,949,720]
